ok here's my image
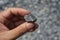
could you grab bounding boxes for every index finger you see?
[1,8,30,18]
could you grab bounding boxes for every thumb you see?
[5,22,34,40]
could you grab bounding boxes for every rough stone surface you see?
[0,0,60,40]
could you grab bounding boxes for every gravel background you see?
[0,0,60,40]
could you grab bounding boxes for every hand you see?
[0,8,36,40]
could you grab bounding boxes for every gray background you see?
[0,0,60,40]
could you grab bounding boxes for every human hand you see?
[0,8,37,40]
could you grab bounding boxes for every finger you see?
[4,22,34,39]
[0,23,9,32]
[0,8,30,18]
[0,8,30,23]
[7,20,25,30]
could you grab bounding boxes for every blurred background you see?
[0,0,60,40]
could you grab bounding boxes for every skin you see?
[0,8,37,40]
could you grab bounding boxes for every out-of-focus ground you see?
[0,0,60,40]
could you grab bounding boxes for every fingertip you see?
[28,22,38,32]
[18,9,31,16]
[25,22,34,30]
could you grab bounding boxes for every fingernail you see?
[26,22,34,30]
